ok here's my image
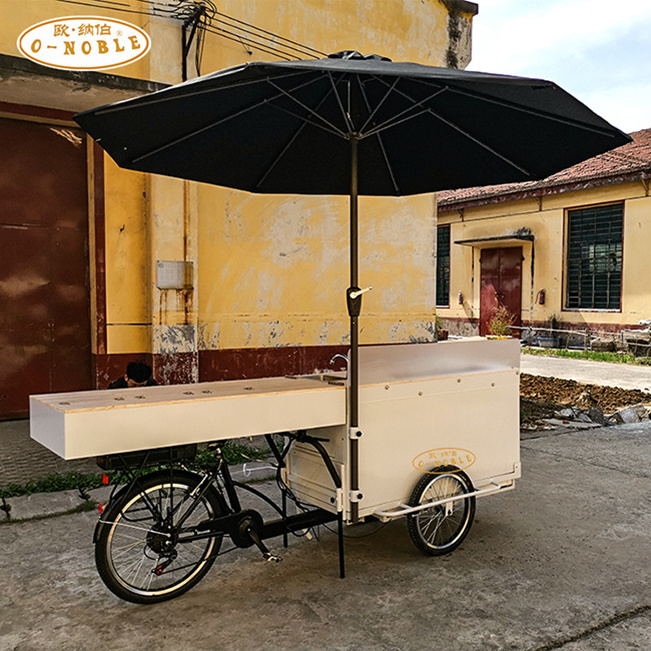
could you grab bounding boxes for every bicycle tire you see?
[407,465,475,556]
[95,469,224,604]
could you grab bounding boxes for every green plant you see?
[0,471,104,499]
[190,441,270,470]
[488,305,516,337]
[521,346,651,366]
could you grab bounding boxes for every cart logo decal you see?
[17,16,151,71]
[412,448,476,474]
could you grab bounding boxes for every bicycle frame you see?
[95,431,347,577]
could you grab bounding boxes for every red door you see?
[0,117,91,418]
[479,247,522,337]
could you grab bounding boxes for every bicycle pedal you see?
[263,552,282,563]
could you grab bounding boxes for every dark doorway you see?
[0,117,92,418]
[479,247,522,337]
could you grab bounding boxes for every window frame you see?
[436,223,451,308]
[563,201,624,313]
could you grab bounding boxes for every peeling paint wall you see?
[103,159,149,353]
[190,1,470,370]
[2,0,476,384]
[202,0,456,70]
[198,190,437,352]
[444,2,475,69]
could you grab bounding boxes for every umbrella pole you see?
[348,136,361,525]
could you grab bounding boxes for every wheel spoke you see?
[408,468,476,556]
[424,517,445,544]
[110,538,148,560]
[96,470,223,603]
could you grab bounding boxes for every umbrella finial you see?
[328,51,392,62]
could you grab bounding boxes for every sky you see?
[467,0,651,134]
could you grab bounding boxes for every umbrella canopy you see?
[76,51,630,196]
[75,51,631,523]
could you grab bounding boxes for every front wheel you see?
[407,466,475,556]
[95,469,224,604]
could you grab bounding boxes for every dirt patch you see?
[520,374,651,428]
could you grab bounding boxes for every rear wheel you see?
[407,466,475,556]
[95,469,224,604]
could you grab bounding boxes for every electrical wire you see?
[200,23,294,61]
[55,0,181,18]
[212,10,325,59]
[55,0,325,62]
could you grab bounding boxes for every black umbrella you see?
[75,51,631,522]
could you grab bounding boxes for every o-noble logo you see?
[17,16,151,71]
[412,448,476,474]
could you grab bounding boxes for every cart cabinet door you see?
[356,369,520,516]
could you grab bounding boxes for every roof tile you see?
[438,127,651,209]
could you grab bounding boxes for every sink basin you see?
[286,373,347,384]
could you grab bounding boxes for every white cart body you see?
[30,338,520,522]
[284,338,520,520]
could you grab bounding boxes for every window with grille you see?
[565,203,623,310]
[436,224,450,307]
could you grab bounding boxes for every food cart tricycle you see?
[39,46,629,605]
[31,337,520,604]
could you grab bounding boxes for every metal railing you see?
[508,324,651,356]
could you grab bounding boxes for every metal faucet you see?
[329,353,349,377]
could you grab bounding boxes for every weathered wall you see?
[198,192,438,353]
[2,0,477,386]
[189,1,473,377]
[196,0,460,72]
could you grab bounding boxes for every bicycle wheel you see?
[95,469,224,604]
[407,466,475,556]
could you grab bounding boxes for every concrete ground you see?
[0,419,97,487]
[1,422,649,651]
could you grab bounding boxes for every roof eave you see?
[443,0,479,16]
[437,169,651,212]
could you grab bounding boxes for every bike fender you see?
[93,484,131,544]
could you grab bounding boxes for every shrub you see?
[488,305,516,337]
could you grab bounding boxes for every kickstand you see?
[338,510,345,578]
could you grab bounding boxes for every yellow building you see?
[436,128,651,344]
[0,0,478,417]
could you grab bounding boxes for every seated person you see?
[109,361,158,389]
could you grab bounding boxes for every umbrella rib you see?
[327,72,355,134]
[128,76,341,165]
[254,81,341,190]
[358,77,400,135]
[129,98,272,165]
[357,80,400,195]
[265,79,348,139]
[358,85,448,139]
[408,76,622,139]
[451,86,620,137]
[261,97,346,140]
[360,107,431,139]
[89,69,320,115]
[428,107,535,177]
[371,78,536,178]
